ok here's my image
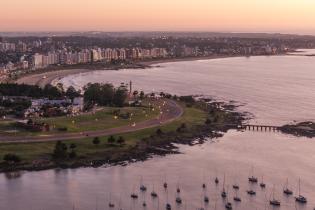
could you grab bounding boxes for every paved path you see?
[0,99,183,143]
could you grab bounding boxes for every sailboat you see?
[204,195,209,203]
[151,184,158,198]
[176,182,181,193]
[166,203,172,210]
[283,178,293,195]
[196,192,206,210]
[233,189,241,202]
[140,176,147,191]
[295,178,307,204]
[203,187,209,203]
[246,184,256,196]
[176,191,182,204]
[117,196,123,210]
[142,191,147,207]
[232,176,239,190]
[225,188,233,210]
[269,185,281,206]
[202,172,206,189]
[166,189,172,210]
[215,177,219,185]
[214,169,219,185]
[260,176,266,188]
[221,174,227,198]
[130,185,138,199]
[163,175,168,189]
[248,166,258,183]
[108,194,115,208]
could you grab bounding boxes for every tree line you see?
[0,83,81,99]
[83,83,128,107]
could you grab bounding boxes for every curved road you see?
[0,99,183,143]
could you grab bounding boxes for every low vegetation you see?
[0,97,244,172]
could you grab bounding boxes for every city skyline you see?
[2,0,315,34]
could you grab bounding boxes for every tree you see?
[69,150,77,159]
[117,136,125,145]
[66,86,80,100]
[107,135,116,144]
[180,123,187,129]
[205,118,212,124]
[100,84,115,106]
[139,91,145,99]
[83,83,102,105]
[70,143,77,150]
[53,141,68,159]
[3,153,21,164]
[113,86,128,107]
[156,128,163,136]
[83,83,115,106]
[93,137,100,145]
[43,84,62,99]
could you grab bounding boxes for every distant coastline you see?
[16,54,261,87]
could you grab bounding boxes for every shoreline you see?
[16,55,251,87]
[0,99,247,173]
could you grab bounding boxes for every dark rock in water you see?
[280,121,315,138]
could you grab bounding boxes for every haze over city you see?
[1,1,315,210]
[2,0,315,34]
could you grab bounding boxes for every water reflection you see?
[4,171,23,179]
[0,130,314,210]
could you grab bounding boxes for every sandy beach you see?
[16,53,292,88]
[16,55,243,87]
[16,69,100,88]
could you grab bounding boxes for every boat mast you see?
[298,178,301,196]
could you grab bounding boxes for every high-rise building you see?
[33,53,43,69]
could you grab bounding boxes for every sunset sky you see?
[2,0,315,34]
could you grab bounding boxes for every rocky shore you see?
[280,121,315,138]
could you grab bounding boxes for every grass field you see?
[0,105,207,165]
[0,101,159,136]
[40,106,159,132]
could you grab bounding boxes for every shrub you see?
[180,123,187,129]
[70,143,77,150]
[117,136,125,145]
[58,127,68,132]
[3,153,21,164]
[93,137,100,145]
[205,118,212,124]
[108,135,116,144]
[179,95,195,103]
[156,128,163,136]
[69,150,77,159]
[53,141,68,159]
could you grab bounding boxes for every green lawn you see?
[40,106,158,132]
[0,102,159,136]
[0,105,207,164]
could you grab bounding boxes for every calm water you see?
[1,53,315,210]
[60,54,315,125]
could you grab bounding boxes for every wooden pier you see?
[241,124,281,132]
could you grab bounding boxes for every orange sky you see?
[1,0,315,34]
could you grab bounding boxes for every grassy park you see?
[0,100,159,136]
[0,104,207,170]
